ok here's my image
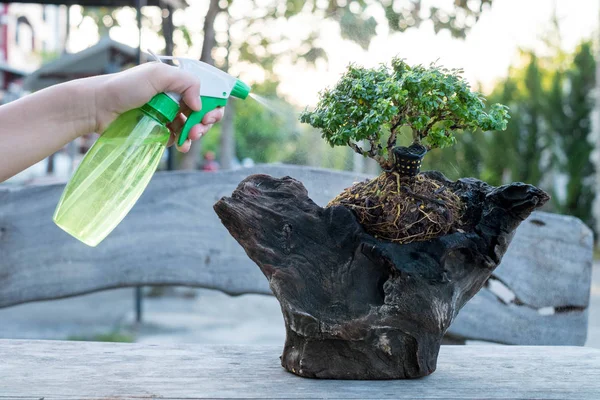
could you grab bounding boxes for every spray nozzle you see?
[146,51,252,146]
[231,79,251,100]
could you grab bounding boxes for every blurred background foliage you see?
[423,38,596,230]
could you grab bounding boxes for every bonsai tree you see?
[299,58,510,244]
[300,58,509,172]
[214,59,548,382]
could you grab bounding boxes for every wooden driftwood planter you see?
[214,171,549,380]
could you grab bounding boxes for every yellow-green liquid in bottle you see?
[53,105,171,246]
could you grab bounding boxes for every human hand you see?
[92,62,224,153]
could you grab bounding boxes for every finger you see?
[181,85,202,112]
[178,102,193,118]
[189,123,212,141]
[176,138,191,153]
[168,103,219,141]
[168,112,187,136]
[202,107,225,125]
[188,125,203,141]
[149,64,202,111]
[167,131,177,147]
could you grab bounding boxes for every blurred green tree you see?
[234,83,298,164]
[453,53,548,187]
[198,80,300,165]
[480,75,521,186]
[510,53,547,186]
[555,42,596,227]
[430,41,597,230]
[79,7,120,37]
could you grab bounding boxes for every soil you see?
[328,172,465,244]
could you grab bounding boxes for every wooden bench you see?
[0,164,594,345]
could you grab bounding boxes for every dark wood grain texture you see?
[214,172,549,378]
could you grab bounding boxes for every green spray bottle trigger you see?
[154,56,251,146]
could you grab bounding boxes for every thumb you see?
[151,63,202,111]
[178,70,202,112]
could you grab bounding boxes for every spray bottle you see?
[53,55,251,247]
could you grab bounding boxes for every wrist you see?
[59,77,103,140]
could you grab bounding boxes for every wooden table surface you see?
[1,340,599,399]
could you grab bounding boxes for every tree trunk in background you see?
[68,142,76,172]
[63,5,70,53]
[46,154,54,175]
[220,99,235,169]
[219,13,235,170]
[199,0,219,66]
[162,5,175,170]
[180,0,220,170]
[163,6,174,57]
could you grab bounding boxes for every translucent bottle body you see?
[53,106,170,246]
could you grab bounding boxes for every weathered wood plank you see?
[0,340,599,399]
[493,212,594,309]
[449,289,589,345]
[0,165,593,346]
[0,165,368,307]
[448,210,594,345]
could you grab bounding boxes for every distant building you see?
[0,63,26,99]
[0,3,67,100]
[22,36,141,91]
[0,3,68,70]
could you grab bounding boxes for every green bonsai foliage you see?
[300,58,509,170]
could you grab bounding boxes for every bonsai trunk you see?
[214,172,548,379]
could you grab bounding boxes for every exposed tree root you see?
[328,172,465,244]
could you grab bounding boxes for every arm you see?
[0,62,224,182]
[0,79,94,181]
